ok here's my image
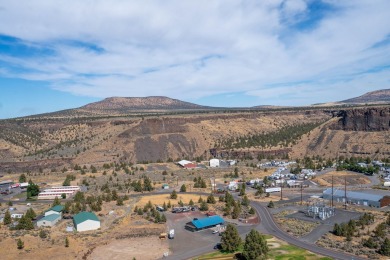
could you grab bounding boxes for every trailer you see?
[265,187,281,193]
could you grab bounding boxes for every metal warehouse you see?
[323,188,390,208]
[185,215,224,232]
[73,211,100,232]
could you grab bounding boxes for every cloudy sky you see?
[0,0,389,118]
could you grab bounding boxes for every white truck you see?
[265,187,281,193]
[168,229,175,239]
[383,182,390,187]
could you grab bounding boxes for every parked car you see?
[213,243,222,250]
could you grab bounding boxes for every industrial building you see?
[73,212,100,232]
[185,215,224,232]
[323,188,390,208]
[37,214,61,227]
[45,205,64,216]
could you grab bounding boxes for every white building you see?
[209,159,220,168]
[73,212,100,232]
[11,213,23,219]
[37,214,61,227]
[38,186,80,200]
[45,205,64,216]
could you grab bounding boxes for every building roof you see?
[177,160,192,167]
[323,188,384,201]
[39,213,61,222]
[192,215,224,229]
[73,211,99,225]
[47,205,64,212]
[184,163,197,168]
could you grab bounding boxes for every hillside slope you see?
[340,89,390,104]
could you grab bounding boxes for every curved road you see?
[251,201,365,260]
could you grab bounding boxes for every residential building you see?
[37,214,61,227]
[45,205,64,216]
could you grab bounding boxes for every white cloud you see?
[0,0,389,105]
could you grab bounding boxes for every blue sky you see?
[0,0,389,119]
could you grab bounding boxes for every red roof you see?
[184,163,197,168]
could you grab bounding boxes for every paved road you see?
[251,202,366,260]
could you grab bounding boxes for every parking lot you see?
[165,210,255,259]
[0,187,25,202]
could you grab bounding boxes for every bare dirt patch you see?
[314,171,371,187]
[90,236,168,260]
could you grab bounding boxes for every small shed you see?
[45,205,64,216]
[73,212,100,232]
[37,214,61,227]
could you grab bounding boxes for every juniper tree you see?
[242,229,269,260]
[4,210,11,225]
[221,224,242,252]
[170,190,177,199]
[17,239,24,249]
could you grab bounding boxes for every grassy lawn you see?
[12,192,27,200]
[193,237,333,260]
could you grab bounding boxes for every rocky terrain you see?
[330,107,390,131]
[0,92,389,172]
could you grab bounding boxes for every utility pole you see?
[344,176,347,210]
[331,175,334,208]
[300,184,303,205]
[280,181,283,201]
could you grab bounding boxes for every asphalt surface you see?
[251,202,366,260]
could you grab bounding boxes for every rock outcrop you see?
[330,107,390,131]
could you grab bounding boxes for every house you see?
[37,214,61,227]
[323,188,390,208]
[45,205,64,216]
[185,215,224,232]
[73,212,100,232]
[11,213,23,219]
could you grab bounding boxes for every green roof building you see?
[37,213,61,227]
[73,212,100,232]
[45,205,64,216]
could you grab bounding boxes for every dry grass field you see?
[135,194,204,208]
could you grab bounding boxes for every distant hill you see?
[340,89,390,104]
[312,89,390,106]
[32,96,214,118]
[79,96,211,112]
